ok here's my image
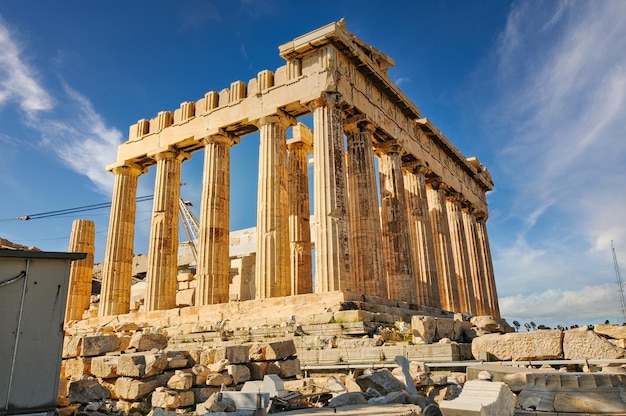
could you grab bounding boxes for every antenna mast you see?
[611,240,626,323]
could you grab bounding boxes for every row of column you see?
[98,92,499,318]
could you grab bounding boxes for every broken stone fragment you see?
[167,370,194,390]
[81,335,121,356]
[114,373,170,400]
[267,358,301,378]
[265,340,297,360]
[328,392,368,408]
[196,392,236,414]
[117,352,168,378]
[563,328,625,360]
[355,369,405,396]
[151,387,195,410]
[68,376,110,404]
[90,356,118,378]
[129,332,168,351]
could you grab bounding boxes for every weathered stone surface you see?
[207,358,229,373]
[214,345,249,364]
[152,388,195,410]
[594,323,626,339]
[114,374,169,400]
[265,340,297,360]
[68,377,110,404]
[205,373,233,387]
[248,343,266,361]
[247,361,268,380]
[356,369,405,396]
[117,352,168,378]
[439,380,515,416]
[227,364,251,384]
[471,330,563,361]
[328,392,369,408]
[563,328,625,359]
[63,336,82,358]
[129,332,168,351]
[176,288,195,307]
[196,393,236,414]
[267,358,301,378]
[167,370,194,390]
[81,335,120,356]
[91,356,118,378]
[165,351,189,369]
[412,315,437,343]
[64,357,92,378]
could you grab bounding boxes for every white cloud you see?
[0,18,122,194]
[0,20,54,114]
[486,1,626,325]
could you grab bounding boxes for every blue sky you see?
[1,1,625,328]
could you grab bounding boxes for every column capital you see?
[445,189,464,203]
[256,111,296,129]
[402,158,429,174]
[308,91,344,111]
[111,163,147,176]
[425,175,448,191]
[344,114,376,134]
[374,140,403,156]
[201,131,240,147]
[152,148,191,163]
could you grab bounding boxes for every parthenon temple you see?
[96,20,500,321]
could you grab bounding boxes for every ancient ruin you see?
[90,20,498,321]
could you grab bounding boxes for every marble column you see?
[377,141,417,304]
[426,178,460,313]
[65,219,95,322]
[196,133,239,305]
[145,149,189,311]
[99,164,145,317]
[403,161,440,308]
[345,116,386,298]
[476,214,500,317]
[255,114,294,299]
[445,191,476,315]
[462,205,490,316]
[310,93,352,292]
[287,124,313,295]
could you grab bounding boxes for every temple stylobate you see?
[98,20,500,319]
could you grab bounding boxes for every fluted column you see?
[345,116,386,297]
[403,161,440,308]
[145,149,189,311]
[377,141,417,304]
[65,219,95,322]
[287,124,313,295]
[462,205,489,316]
[196,133,239,305]
[445,191,476,314]
[255,114,294,299]
[476,214,500,317]
[310,93,352,292]
[99,164,145,317]
[426,178,460,312]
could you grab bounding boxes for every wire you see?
[6,195,153,221]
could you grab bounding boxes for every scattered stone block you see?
[595,323,626,340]
[91,356,118,378]
[439,380,515,416]
[68,377,110,404]
[196,393,236,414]
[265,340,297,360]
[129,332,168,351]
[248,343,266,361]
[563,328,625,359]
[412,315,437,343]
[227,364,251,384]
[167,370,194,390]
[267,358,301,378]
[152,387,195,409]
[81,335,121,356]
[63,336,82,358]
[471,329,563,361]
[117,352,168,378]
[356,369,405,396]
[214,345,250,364]
[114,374,170,400]
[205,372,232,387]
[64,357,92,378]
[207,358,229,373]
[328,392,368,407]
[165,351,189,369]
[247,361,269,380]
[176,288,195,307]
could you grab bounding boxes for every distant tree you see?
[512,320,520,331]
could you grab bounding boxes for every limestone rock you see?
[114,374,170,400]
[248,344,266,361]
[81,335,121,356]
[412,315,437,343]
[129,332,168,351]
[167,370,194,390]
[91,356,118,378]
[471,330,563,361]
[214,345,249,364]
[247,361,268,380]
[64,357,92,378]
[563,328,625,359]
[152,388,195,410]
[594,323,626,340]
[205,373,233,386]
[356,369,405,396]
[68,377,110,404]
[165,351,189,369]
[439,380,515,416]
[196,393,236,414]
[328,392,368,408]
[265,340,297,360]
[227,364,251,384]
[117,352,168,378]
[267,358,301,378]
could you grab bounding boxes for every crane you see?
[178,198,200,263]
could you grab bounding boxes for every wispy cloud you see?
[0,19,53,114]
[0,18,122,194]
[486,1,626,324]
